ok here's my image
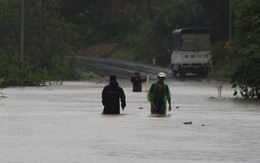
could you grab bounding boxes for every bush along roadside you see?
[0,53,47,88]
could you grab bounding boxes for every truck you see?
[170,27,212,77]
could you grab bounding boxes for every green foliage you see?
[0,53,47,87]
[150,1,207,38]
[230,50,260,99]
[123,31,155,62]
[208,0,260,99]
[24,0,78,78]
[79,72,99,80]
[110,47,136,61]
[197,0,232,42]
[0,78,5,87]
[229,0,260,99]
[208,42,234,80]
[0,0,80,83]
[65,0,108,47]
[0,0,21,53]
[109,5,142,43]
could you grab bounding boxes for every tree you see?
[0,52,47,87]
[230,0,260,98]
[0,0,79,81]
[0,0,21,54]
[25,0,78,79]
[196,0,234,43]
[60,0,107,47]
[230,50,260,99]
[208,41,233,80]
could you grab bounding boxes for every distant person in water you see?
[130,72,147,92]
[147,72,172,114]
[102,75,126,114]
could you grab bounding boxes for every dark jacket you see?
[102,80,126,114]
[130,76,147,92]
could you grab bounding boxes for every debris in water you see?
[184,121,192,125]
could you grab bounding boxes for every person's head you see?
[134,72,140,77]
[110,75,117,81]
[157,72,166,83]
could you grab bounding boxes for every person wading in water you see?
[130,72,147,92]
[147,72,172,114]
[102,75,126,114]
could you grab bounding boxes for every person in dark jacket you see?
[130,72,147,92]
[102,75,126,114]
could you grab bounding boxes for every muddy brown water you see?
[1,79,260,163]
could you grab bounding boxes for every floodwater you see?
[1,79,260,163]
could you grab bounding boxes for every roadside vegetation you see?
[0,0,259,98]
[210,0,260,98]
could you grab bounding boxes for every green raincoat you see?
[147,82,171,114]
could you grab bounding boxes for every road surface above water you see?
[1,78,260,163]
[76,57,188,80]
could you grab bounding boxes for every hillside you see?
[78,44,122,58]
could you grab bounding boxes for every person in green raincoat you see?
[147,72,172,114]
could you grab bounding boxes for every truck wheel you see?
[180,72,186,77]
[197,70,205,77]
[178,70,182,77]
[197,71,202,77]
[178,65,183,77]
[179,70,186,77]
[201,72,207,77]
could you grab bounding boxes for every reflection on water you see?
[148,114,171,118]
[101,113,132,116]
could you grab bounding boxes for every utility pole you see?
[20,0,24,61]
[229,0,232,42]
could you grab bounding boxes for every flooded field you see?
[1,79,260,163]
